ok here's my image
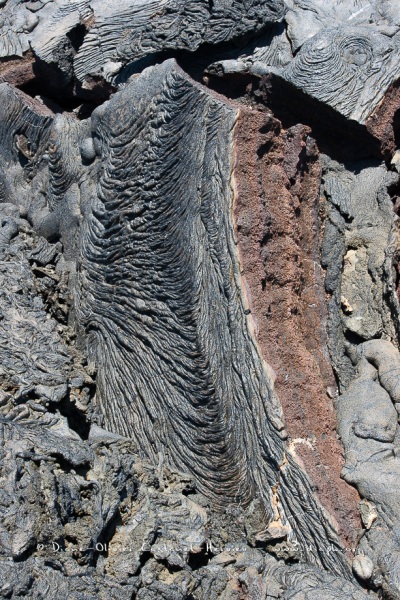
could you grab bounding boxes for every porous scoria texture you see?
[232,110,361,553]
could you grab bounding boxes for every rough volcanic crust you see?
[232,107,361,551]
[3,1,400,597]
[366,78,400,161]
[0,52,36,88]
[70,60,353,576]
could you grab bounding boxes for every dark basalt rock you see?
[1,1,400,598]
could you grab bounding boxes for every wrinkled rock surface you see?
[2,0,400,598]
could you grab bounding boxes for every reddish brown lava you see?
[232,106,361,552]
[0,52,36,88]
[366,78,400,161]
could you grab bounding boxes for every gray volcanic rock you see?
[2,0,400,598]
[0,58,353,579]
[74,58,350,576]
[319,154,400,597]
[321,158,400,387]
[284,0,397,52]
[334,341,400,598]
[283,24,400,123]
[0,0,285,87]
[204,1,400,159]
[73,0,285,82]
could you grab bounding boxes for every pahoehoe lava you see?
[1,1,400,598]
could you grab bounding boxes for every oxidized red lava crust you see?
[0,52,36,88]
[366,78,400,161]
[232,107,360,551]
